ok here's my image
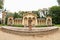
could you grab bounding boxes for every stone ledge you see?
[1,26,59,36]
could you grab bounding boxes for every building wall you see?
[46,16,52,25]
[22,13,37,26]
[37,19,46,25]
[7,16,14,25]
[7,13,52,26]
[14,20,22,25]
[2,11,6,24]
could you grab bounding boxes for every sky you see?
[4,0,58,12]
[0,0,58,18]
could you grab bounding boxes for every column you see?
[27,17,28,26]
[46,18,48,25]
[17,20,18,24]
[22,17,24,25]
[35,17,37,25]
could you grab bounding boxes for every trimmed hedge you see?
[11,24,24,27]
[35,25,48,27]
[2,24,7,26]
[8,24,54,27]
[35,24,54,27]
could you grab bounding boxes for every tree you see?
[0,0,4,9]
[13,12,18,19]
[0,18,2,24]
[32,11,40,18]
[49,6,60,24]
[18,11,24,17]
[57,0,60,5]
[13,12,22,19]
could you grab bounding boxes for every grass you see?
[55,24,60,27]
[1,24,8,26]
[0,24,2,26]
[35,25,48,27]
[11,24,24,27]
[35,24,54,27]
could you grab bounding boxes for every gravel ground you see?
[0,27,60,40]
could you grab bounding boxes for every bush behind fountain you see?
[35,24,54,27]
[11,24,24,27]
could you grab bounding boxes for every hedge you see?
[11,24,24,27]
[35,24,54,27]
[35,25,48,27]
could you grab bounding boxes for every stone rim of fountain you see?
[1,26,59,35]
[1,26,59,32]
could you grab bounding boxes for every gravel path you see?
[0,27,60,40]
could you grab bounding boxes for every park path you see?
[0,27,60,40]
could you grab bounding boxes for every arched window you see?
[29,17,31,19]
[48,19,51,22]
[47,19,51,25]
[24,17,27,20]
[9,18,13,24]
[33,17,35,20]
[9,19,12,21]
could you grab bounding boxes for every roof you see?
[15,18,22,20]
[23,12,37,17]
[37,17,46,20]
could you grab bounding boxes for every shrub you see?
[52,24,55,26]
[35,24,54,27]
[2,24,7,26]
[11,24,24,27]
[35,25,48,27]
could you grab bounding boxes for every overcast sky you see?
[4,0,58,12]
[0,0,58,18]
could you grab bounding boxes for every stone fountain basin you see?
[1,26,59,35]
[1,26,58,33]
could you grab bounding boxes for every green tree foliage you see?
[18,11,24,17]
[13,12,18,19]
[0,18,2,24]
[5,14,8,24]
[49,6,60,24]
[57,0,60,5]
[0,5,3,9]
[13,12,22,19]
[0,0,3,9]
[32,11,40,18]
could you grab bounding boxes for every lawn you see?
[55,24,60,27]
[0,24,2,26]
[1,24,8,26]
